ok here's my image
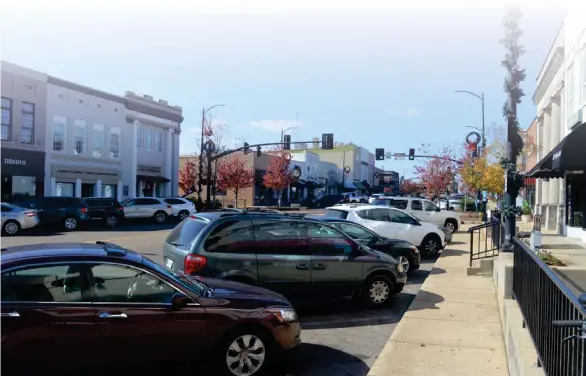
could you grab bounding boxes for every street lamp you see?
[197,104,225,206]
[455,90,486,155]
[280,126,298,143]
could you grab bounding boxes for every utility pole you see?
[197,104,225,207]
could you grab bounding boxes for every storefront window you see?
[56,182,75,197]
[102,184,117,198]
[12,176,36,198]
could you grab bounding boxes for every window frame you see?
[423,200,439,212]
[73,119,87,155]
[335,222,377,241]
[581,47,586,105]
[92,123,104,158]
[88,261,181,305]
[145,128,153,151]
[109,126,121,159]
[1,97,12,142]
[1,261,92,304]
[410,199,424,211]
[20,102,35,145]
[137,125,143,149]
[52,115,67,153]
[155,130,163,152]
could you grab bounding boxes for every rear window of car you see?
[372,199,387,206]
[164,198,187,205]
[323,209,348,219]
[390,199,408,209]
[166,217,209,248]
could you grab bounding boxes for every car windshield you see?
[142,256,208,296]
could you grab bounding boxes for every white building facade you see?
[529,10,586,242]
[45,77,128,201]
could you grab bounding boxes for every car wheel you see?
[105,215,118,227]
[444,219,458,233]
[360,199,366,203]
[154,211,167,224]
[396,255,411,274]
[219,328,271,376]
[364,274,395,307]
[3,220,21,236]
[63,217,78,231]
[420,234,441,257]
[178,210,189,221]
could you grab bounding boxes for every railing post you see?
[469,230,474,267]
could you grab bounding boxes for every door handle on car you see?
[313,264,327,270]
[99,312,128,319]
[1,311,20,317]
[295,264,310,270]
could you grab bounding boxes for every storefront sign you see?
[552,150,562,170]
[52,165,120,182]
[138,165,162,175]
[1,148,45,177]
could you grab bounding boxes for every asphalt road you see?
[2,218,438,376]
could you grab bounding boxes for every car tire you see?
[178,210,190,221]
[2,220,21,236]
[360,199,366,203]
[63,216,78,231]
[217,327,273,376]
[153,211,167,224]
[363,274,395,307]
[420,234,442,258]
[444,219,458,233]
[105,215,118,227]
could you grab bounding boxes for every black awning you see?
[526,122,586,179]
[137,175,170,183]
[306,181,323,188]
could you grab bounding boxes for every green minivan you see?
[163,212,408,307]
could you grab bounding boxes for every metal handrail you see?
[514,238,586,314]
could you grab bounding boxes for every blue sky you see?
[1,0,568,178]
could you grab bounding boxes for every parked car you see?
[373,196,461,233]
[81,197,125,227]
[161,197,197,220]
[368,194,387,204]
[120,197,174,224]
[163,212,407,307]
[1,242,301,375]
[308,194,344,208]
[323,205,446,257]
[341,192,368,203]
[1,203,40,236]
[11,196,90,231]
[307,216,421,274]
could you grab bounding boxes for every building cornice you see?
[533,47,564,106]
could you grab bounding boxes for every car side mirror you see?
[171,292,190,310]
[436,207,441,212]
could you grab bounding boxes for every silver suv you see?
[120,197,173,224]
[161,197,197,221]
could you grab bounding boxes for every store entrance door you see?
[2,175,12,202]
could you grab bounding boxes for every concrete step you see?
[467,258,495,276]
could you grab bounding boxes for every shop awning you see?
[306,181,323,188]
[137,175,170,183]
[354,181,365,190]
[526,122,586,179]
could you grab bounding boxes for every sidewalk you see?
[368,231,509,376]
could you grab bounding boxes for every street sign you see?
[394,153,406,160]
[385,151,392,159]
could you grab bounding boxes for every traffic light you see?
[469,143,478,158]
[408,148,415,160]
[375,148,385,161]
[283,134,291,150]
[256,146,262,157]
[243,142,250,154]
[322,133,334,150]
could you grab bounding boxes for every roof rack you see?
[96,241,127,256]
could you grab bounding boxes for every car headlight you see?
[267,307,298,323]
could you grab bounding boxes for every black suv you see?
[11,196,90,231]
[163,212,408,307]
[81,197,125,227]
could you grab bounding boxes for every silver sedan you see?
[1,203,40,236]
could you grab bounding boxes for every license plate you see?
[165,258,174,269]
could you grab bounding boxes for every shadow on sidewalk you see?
[405,289,445,311]
[441,248,468,256]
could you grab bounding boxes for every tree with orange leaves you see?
[216,157,254,204]
[263,151,295,206]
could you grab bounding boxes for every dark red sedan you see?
[1,242,301,376]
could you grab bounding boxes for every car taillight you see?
[167,205,172,209]
[80,207,88,213]
[184,254,207,274]
[25,211,36,217]
[117,205,124,212]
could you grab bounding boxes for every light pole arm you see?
[454,90,483,101]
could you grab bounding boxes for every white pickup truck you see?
[341,192,369,203]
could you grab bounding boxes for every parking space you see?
[1,221,438,376]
